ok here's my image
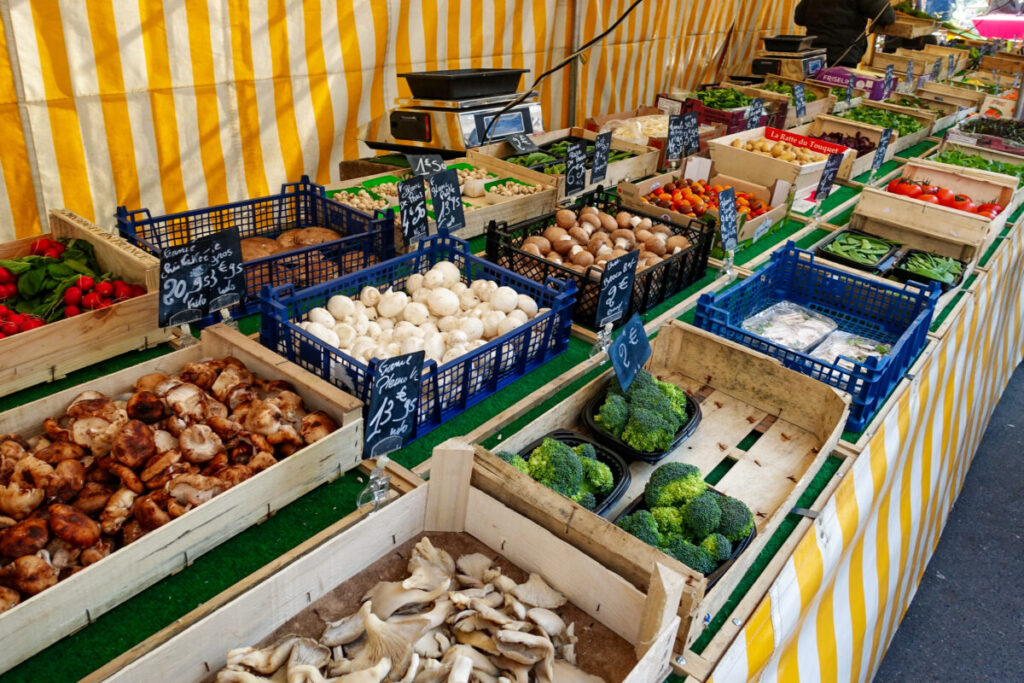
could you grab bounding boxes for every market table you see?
[1,134,1022,683]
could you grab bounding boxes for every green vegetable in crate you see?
[496,451,530,474]
[891,96,935,111]
[759,81,819,104]
[616,509,662,546]
[650,506,684,536]
[692,88,753,110]
[839,106,923,137]
[644,461,706,508]
[892,1,939,20]
[517,437,615,510]
[660,534,716,573]
[701,533,733,563]
[822,232,896,266]
[595,392,629,435]
[932,149,1024,186]
[507,151,556,167]
[900,252,964,284]
[716,495,755,542]
[542,162,566,176]
[681,491,722,539]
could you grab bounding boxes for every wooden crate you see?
[857,159,1017,252]
[791,115,899,180]
[90,440,688,683]
[325,155,559,244]
[981,52,1024,76]
[895,48,953,82]
[0,324,364,673]
[910,155,1024,213]
[708,125,857,192]
[886,93,969,132]
[0,210,173,398]
[873,14,938,39]
[584,105,726,170]
[924,139,1024,191]
[842,99,937,153]
[922,43,971,77]
[469,126,659,200]
[921,81,989,108]
[476,321,849,657]
[727,80,835,129]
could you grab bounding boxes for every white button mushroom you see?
[359,286,381,307]
[411,287,431,304]
[459,290,481,311]
[352,313,369,336]
[306,321,339,347]
[423,333,445,363]
[469,279,490,300]
[419,321,439,337]
[402,302,430,325]
[458,317,484,342]
[489,286,519,313]
[507,309,528,327]
[365,321,383,339]
[497,316,520,337]
[406,273,425,294]
[351,337,377,360]
[437,315,459,332]
[442,344,467,364]
[431,261,461,288]
[393,321,417,342]
[427,288,460,317]
[446,329,469,347]
[333,322,357,348]
[482,310,507,339]
[451,282,468,296]
[353,301,367,317]
[377,291,409,319]
[517,294,539,318]
[385,342,402,357]
[377,318,394,332]
[423,270,445,289]
[401,336,425,354]
[363,306,378,322]
[327,295,355,321]
[308,307,335,328]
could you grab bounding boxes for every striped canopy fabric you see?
[0,0,798,241]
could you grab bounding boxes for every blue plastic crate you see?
[116,176,395,319]
[694,243,940,432]
[260,231,576,441]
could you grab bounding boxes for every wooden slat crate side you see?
[51,209,161,291]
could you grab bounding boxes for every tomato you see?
[918,184,939,195]
[893,181,922,198]
[976,209,998,219]
[887,178,904,193]
[976,203,1003,215]
[918,193,940,204]
[950,195,976,213]
[935,187,955,206]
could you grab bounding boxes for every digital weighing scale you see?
[361,69,546,155]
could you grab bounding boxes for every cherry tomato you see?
[976,203,1003,215]
[918,184,939,195]
[894,181,922,198]
[935,187,955,206]
[950,195,976,213]
[918,193,940,204]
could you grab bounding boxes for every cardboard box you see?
[816,66,890,100]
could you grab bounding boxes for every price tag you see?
[506,133,539,154]
[846,73,855,103]
[905,60,915,86]
[427,169,466,233]
[363,351,424,457]
[564,140,588,196]
[590,132,613,184]
[680,111,701,155]
[717,187,739,252]
[753,217,775,244]
[665,114,686,161]
[932,58,942,81]
[814,153,844,203]
[949,54,956,76]
[397,175,429,244]
[872,128,893,172]
[595,250,639,327]
[608,313,651,391]
[884,65,895,97]
[406,153,446,177]
[159,228,245,328]
[747,98,765,130]
[793,83,807,118]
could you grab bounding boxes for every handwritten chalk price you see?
[596,249,639,327]
[590,132,613,184]
[364,351,424,457]
[159,228,245,327]
[564,141,588,196]
[398,176,429,243]
[608,313,651,391]
[427,169,466,233]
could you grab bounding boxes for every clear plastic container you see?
[740,301,837,352]
[809,330,891,370]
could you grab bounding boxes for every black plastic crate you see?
[815,229,901,274]
[888,250,966,292]
[762,34,818,52]
[516,429,631,518]
[116,176,395,319]
[485,189,714,330]
[581,390,702,464]
[398,68,528,100]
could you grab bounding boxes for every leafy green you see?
[839,106,923,137]
[933,149,1024,186]
[691,88,753,110]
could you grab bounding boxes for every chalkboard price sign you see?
[609,313,651,391]
[564,140,588,196]
[905,60,915,86]
[666,114,686,161]
[364,351,424,457]
[717,187,739,252]
[814,153,844,203]
[427,169,466,233]
[883,65,895,96]
[398,175,429,243]
[932,58,942,81]
[596,249,639,327]
[846,73,855,103]
[406,153,447,177]
[793,83,807,118]
[507,133,539,154]
[590,132,613,184]
[159,227,246,328]
[872,128,893,173]
[948,54,956,77]
[747,98,764,130]
[680,111,700,156]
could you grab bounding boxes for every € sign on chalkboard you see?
[590,132,613,184]
[159,228,246,328]
[427,169,466,233]
[793,83,807,118]
[364,351,424,457]
[564,140,588,196]
[398,175,429,244]
[507,133,539,154]
[406,153,446,177]
[717,187,739,253]
[609,313,651,391]
[596,249,639,328]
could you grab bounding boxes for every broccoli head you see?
[700,533,733,563]
[682,492,722,539]
[650,506,683,536]
[716,495,755,542]
[579,456,614,496]
[574,442,597,460]
[644,462,707,508]
[660,535,716,574]
[617,509,662,547]
[495,451,529,474]
[572,490,597,510]
[625,371,674,419]
[654,378,689,426]
[621,407,677,452]
[595,393,629,437]
[527,438,583,497]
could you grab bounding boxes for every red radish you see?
[63,286,82,306]
[129,284,146,298]
[81,292,102,310]
[29,238,50,255]
[19,317,44,332]
[0,267,11,284]
[0,321,17,336]
[0,333,6,340]
[64,305,81,317]
[42,247,60,259]
[95,281,114,298]
[75,276,94,291]
[113,283,132,301]
[50,242,65,255]
[0,305,9,316]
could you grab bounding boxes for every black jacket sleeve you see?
[859,0,896,26]
[795,0,808,26]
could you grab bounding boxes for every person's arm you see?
[794,0,808,26]
[859,0,896,26]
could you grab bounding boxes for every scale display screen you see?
[463,108,533,146]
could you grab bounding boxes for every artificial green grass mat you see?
[795,228,831,250]
[852,158,903,185]
[899,138,939,158]
[792,185,860,220]
[734,220,808,267]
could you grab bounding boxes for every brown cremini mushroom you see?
[98,457,144,494]
[300,411,337,444]
[179,424,224,464]
[126,391,166,424]
[34,440,84,464]
[0,516,49,558]
[666,234,691,253]
[554,209,576,229]
[100,488,137,534]
[45,459,86,502]
[71,482,114,515]
[609,229,636,251]
[133,491,171,530]
[0,553,57,596]
[49,503,101,549]
[112,419,157,469]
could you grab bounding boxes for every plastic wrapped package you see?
[740,301,838,352]
[599,115,671,144]
[810,330,891,370]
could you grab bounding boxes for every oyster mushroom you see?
[362,578,450,620]
[336,658,391,682]
[0,552,58,596]
[526,608,565,638]
[455,553,492,587]
[100,488,137,534]
[227,635,301,673]
[494,630,554,679]
[442,646,498,676]
[446,655,473,683]
[286,637,331,673]
[542,660,604,683]
[322,601,371,647]
[511,574,566,609]
[403,536,455,591]
[300,411,338,444]
[44,459,86,502]
[349,610,426,678]
[0,516,49,558]
[48,503,101,548]
[454,630,499,655]
[0,585,20,613]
